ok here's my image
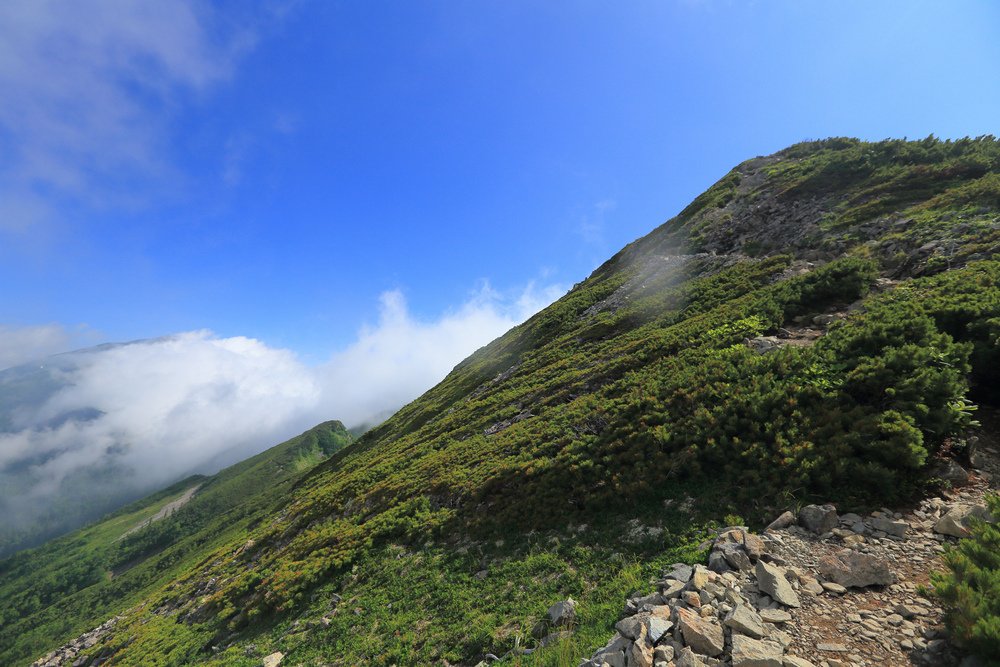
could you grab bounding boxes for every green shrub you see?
[932,494,1000,664]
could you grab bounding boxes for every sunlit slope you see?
[20,136,1000,666]
[0,421,352,665]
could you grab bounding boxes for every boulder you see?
[615,613,648,640]
[869,516,907,538]
[547,598,577,627]
[759,609,791,624]
[731,635,784,667]
[817,549,895,587]
[707,549,731,573]
[765,511,795,532]
[782,657,818,667]
[628,632,654,667]
[664,563,694,583]
[934,504,993,538]
[755,561,800,608]
[262,653,284,667]
[675,646,707,667]
[689,564,712,591]
[647,615,673,644]
[725,604,766,639]
[591,634,630,667]
[931,458,969,485]
[798,504,838,534]
[676,607,725,657]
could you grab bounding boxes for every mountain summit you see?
[7,136,1000,666]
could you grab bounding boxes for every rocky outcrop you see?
[579,470,994,667]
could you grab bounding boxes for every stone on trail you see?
[817,549,895,588]
[755,561,800,608]
[934,504,993,538]
[676,607,725,657]
[798,504,838,534]
[731,635,784,667]
[725,604,766,639]
[765,511,796,532]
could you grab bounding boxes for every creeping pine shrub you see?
[932,494,1000,664]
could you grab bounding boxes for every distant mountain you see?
[8,136,1000,666]
[0,344,147,557]
[0,420,352,664]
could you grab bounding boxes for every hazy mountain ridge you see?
[9,136,1000,666]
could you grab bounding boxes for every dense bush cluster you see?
[7,137,1000,667]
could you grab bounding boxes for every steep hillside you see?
[0,421,352,665]
[18,136,1000,667]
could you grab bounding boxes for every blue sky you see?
[1,0,999,360]
[1,1,999,499]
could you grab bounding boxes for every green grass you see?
[7,136,1000,667]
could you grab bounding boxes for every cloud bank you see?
[0,282,564,541]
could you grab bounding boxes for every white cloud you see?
[0,1,252,229]
[0,323,99,370]
[315,281,565,426]
[0,281,565,531]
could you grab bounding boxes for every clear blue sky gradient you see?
[2,1,999,358]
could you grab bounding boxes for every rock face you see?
[798,504,838,534]
[934,504,992,537]
[756,561,800,608]
[817,549,895,588]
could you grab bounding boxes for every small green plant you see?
[931,493,1000,664]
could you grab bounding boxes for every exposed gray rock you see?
[798,504,838,534]
[675,646,707,667]
[615,613,648,640]
[817,549,895,588]
[725,604,766,639]
[263,653,284,667]
[731,635,784,667]
[755,561,800,608]
[934,504,993,537]
[782,657,818,667]
[765,511,795,532]
[647,615,673,644]
[664,563,694,583]
[931,458,970,485]
[547,598,577,627]
[764,511,795,532]
[869,516,907,538]
[759,609,792,624]
[676,607,725,656]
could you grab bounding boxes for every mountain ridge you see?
[9,135,1000,666]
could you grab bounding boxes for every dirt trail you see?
[118,484,201,540]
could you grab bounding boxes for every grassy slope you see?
[0,421,352,665]
[12,136,1000,667]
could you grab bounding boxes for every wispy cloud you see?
[0,1,253,231]
[0,323,99,370]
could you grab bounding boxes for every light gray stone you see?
[934,504,993,538]
[263,653,284,667]
[798,504,838,534]
[755,561,800,608]
[765,511,795,532]
[731,635,784,667]
[676,607,725,657]
[548,598,577,627]
[817,549,895,588]
[725,604,766,639]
